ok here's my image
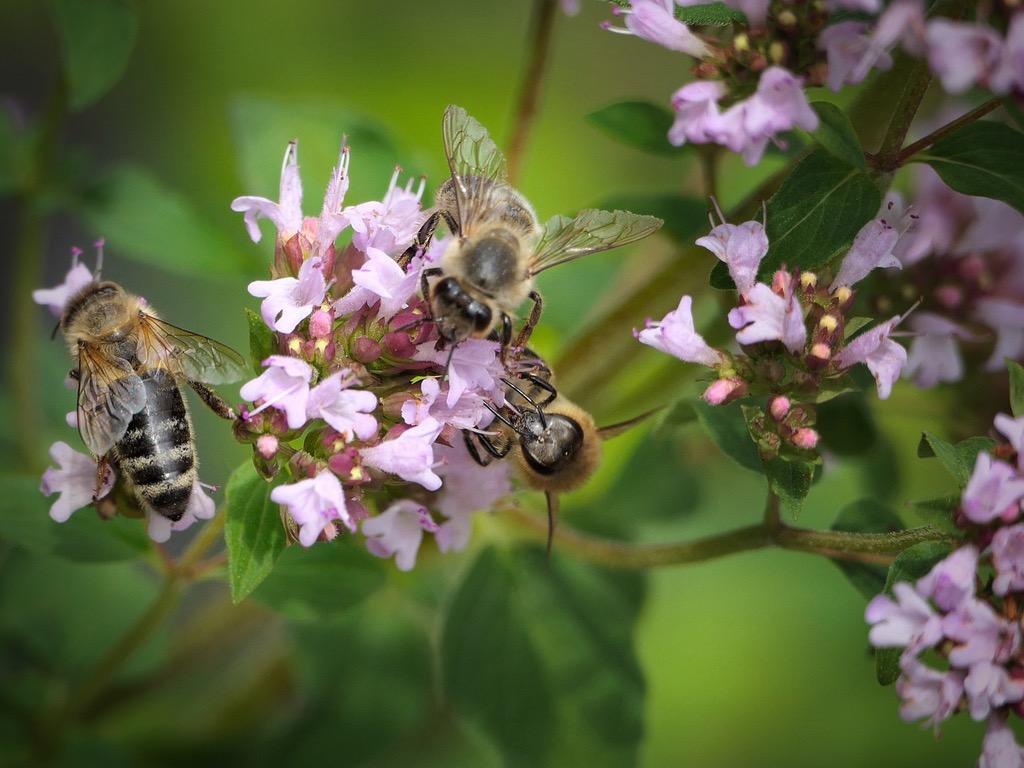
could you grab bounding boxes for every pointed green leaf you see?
[224,462,287,603]
[761,149,881,277]
[816,393,877,457]
[763,456,818,517]
[686,399,763,472]
[675,1,746,25]
[915,121,1024,216]
[918,432,995,488]
[80,165,257,277]
[905,494,961,534]
[811,102,866,170]
[49,0,137,111]
[246,308,276,372]
[586,101,683,157]
[441,546,645,768]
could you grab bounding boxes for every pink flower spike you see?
[334,246,420,320]
[413,338,503,409]
[668,80,727,147]
[961,452,1024,525]
[865,581,943,652]
[231,141,303,243]
[915,545,977,612]
[40,441,114,523]
[248,256,329,333]
[925,19,1002,95]
[695,204,769,297]
[895,657,964,731]
[359,418,445,491]
[980,715,1024,768]
[992,524,1024,596]
[306,371,378,442]
[433,442,512,553]
[833,314,907,399]
[962,660,1024,721]
[817,21,875,92]
[271,471,353,547]
[635,295,727,367]
[728,282,807,354]
[239,355,314,430]
[362,500,439,571]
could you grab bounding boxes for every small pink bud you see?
[353,336,383,363]
[934,285,963,309]
[382,332,416,359]
[769,396,791,421]
[256,434,279,460]
[792,428,819,450]
[703,377,747,405]
[309,308,334,338]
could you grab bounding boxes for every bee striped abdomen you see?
[115,369,196,521]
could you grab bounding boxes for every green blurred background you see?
[0,0,989,765]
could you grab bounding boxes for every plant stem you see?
[505,497,949,570]
[897,98,1003,164]
[52,507,227,726]
[868,55,932,176]
[506,0,558,187]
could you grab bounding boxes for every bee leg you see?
[188,380,236,420]
[464,428,512,467]
[500,378,547,427]
[93,454,112,501]
[523,373,558,407]
[497,313,513,363]
[398,211,439,267]
[511,290,543,353]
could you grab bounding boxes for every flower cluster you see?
[34,242,219,543]
[865,413,1024,765]
[636,200,909,457]
[231,141,512,570]
[604,1,1024,165]
[861,166,1024,389]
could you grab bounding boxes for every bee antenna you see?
[441,342,457,383]
[501,377,546,428]
[392,315,429,334]
[544,491,559,566]
[93,238,105,278]
[50,320,60,340]
[484,401,515,430]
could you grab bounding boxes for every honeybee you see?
[61,280,247,521]
[465,353,657,553]
[405,105,663,352]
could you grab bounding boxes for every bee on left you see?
[60,280,248,521]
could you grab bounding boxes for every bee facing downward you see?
[404,105,663,353]
[465,355,657,554]
[61,280,247,521]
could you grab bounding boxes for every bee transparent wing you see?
[528,210,663,276]
[76,349,147,456]
[136,314,248,385]
[442,104,509,232]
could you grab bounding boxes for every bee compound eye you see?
[469,300,493,333]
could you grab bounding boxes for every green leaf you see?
[80,165,257,277]
[811,102,866,170]
[251,541,386,620]
[675,1,746,25]
[441,546,645,768]
[830,499,903,600]
[596,192,708,244]
[0,474,149,562]
[586,101,682,157]
[224,462,287,603]
[875,541,955,685]
[760,149,881,277]
[1009,360,1024,417]
[685,399,763,473]
[915,121,1024,216]
[917,432,995,489]
[49,0,137,111]
[905,494,961,534]
[816,393,877,457]
[246,308,276,372]
[763,457,817,518]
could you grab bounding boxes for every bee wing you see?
[441,104,509,233]
[136,314,248,385]
[528,210,663,276]
[76,348,147,456]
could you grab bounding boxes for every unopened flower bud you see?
[703,377,748,405]
[768,41,786,64]
[353,336,383,363]
[733,33,750,52]
[808,342,831,366]
[818,314,839,333]
[309,308,334,338]
[800,272,818,290]
[792,428,819,450]
[382,332,416,359]
[770,396,791,421]
[256,434,280,460]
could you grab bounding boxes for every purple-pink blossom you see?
[961,452,1024,525]
[248,255,330,333]
[728,282,807,354]
[40,441,114,523]
[306,371,378,441]
[865,581,943,653]
[695,209,768,297]
[635,295,727,367]
[362,499,439,571]
[240,356,315,430]
[603,0,711,57]
[833,314,907,399]
[359,418,445,491]
[271,470,353,547]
